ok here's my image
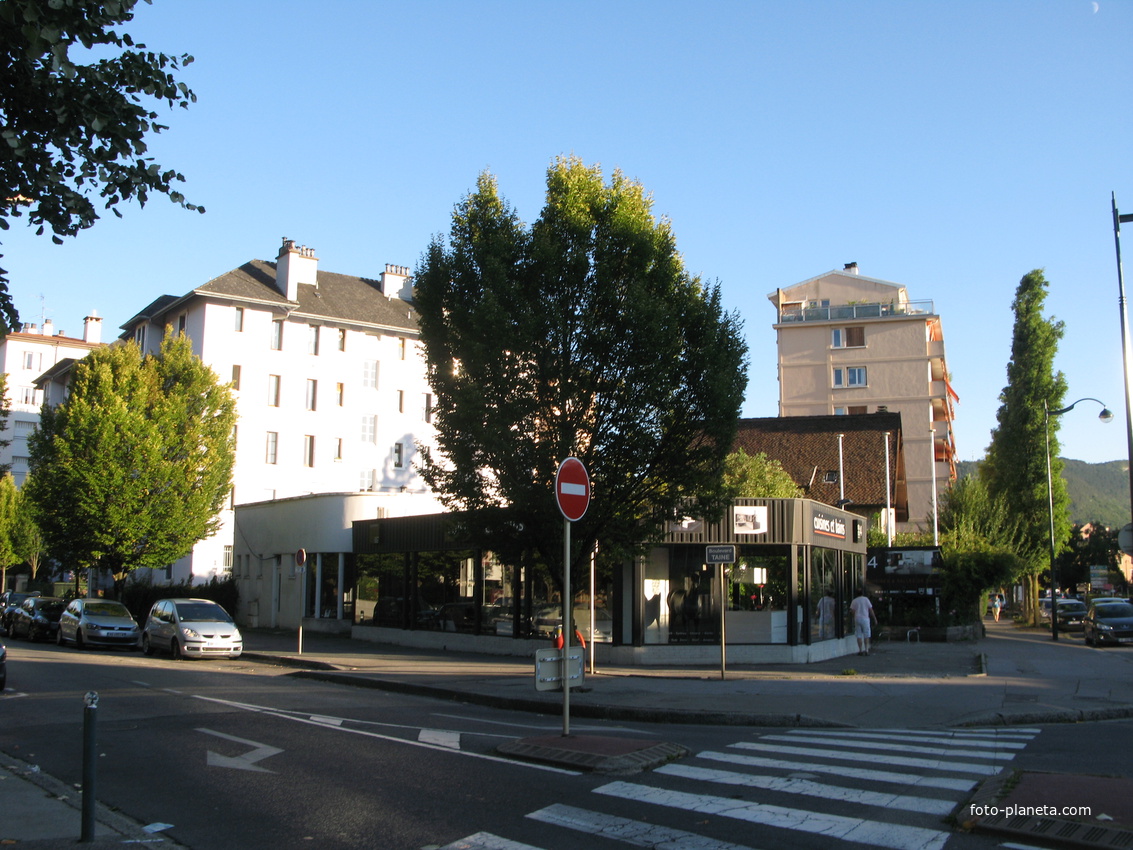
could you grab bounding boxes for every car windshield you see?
[1094,603,1133,619]
[1058,602,1087,614]
[85,602,131,617]
[38,600,66,615]
[174,602,232,623]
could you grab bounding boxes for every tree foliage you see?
[723,449,801,499]
[1056,522,1118,592]
[10,480,45,579]
[0,473,17,591]
[415,157,748,588]
[982,270,1068,562]
[0,0,204,333]
[25,334,235,587]
[980,270,1067,621]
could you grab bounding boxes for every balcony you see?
[777,299,936,324]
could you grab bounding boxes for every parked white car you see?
[57,599,140,650]
[142,598,242,659]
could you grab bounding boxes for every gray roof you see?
[122,260,418,335]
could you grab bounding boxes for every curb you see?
[966,769,1133,849]
[0,751,184,848]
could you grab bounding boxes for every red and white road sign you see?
[555,457,590,521]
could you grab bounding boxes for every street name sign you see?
[706,544,736,564]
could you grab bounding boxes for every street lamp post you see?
[1111,194,1133,531]
[1044,397,1114,640]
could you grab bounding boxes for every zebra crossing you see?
[441,726,1041,850]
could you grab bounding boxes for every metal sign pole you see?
[562,516,571,736]
[719,562,727,680]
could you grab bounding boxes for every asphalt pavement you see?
[4,616,1133,848]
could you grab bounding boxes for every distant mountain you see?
[954,459,1131,529]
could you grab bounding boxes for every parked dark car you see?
[1084,601,1133,647]
[0,643,6,691]
[1055,599,1088,633]
[57,598,140,650]
[8,596,65,642]
[0,590,41,634]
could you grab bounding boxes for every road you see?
[1,639,1126,850]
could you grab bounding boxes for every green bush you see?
[120,577,239,624]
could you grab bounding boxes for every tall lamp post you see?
[1044,397,1114,640]
[1111,194,1133,531]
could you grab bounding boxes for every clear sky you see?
[4,0,1131,463]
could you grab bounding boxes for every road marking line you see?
[699,750,976,792]
[658,764,957,815]
[527,803,758,850]
[198,728,283,773]
[594,781,950,850]
[419,729,461,748]
[191,694,578,774]
[731,742,1003,776]
[440,831,546,850]
[786,729,1030,749]
[762,734,1016,761]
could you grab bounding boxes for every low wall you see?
[351,626,861,665]
[301,617,351,635]
[881,624,982,642]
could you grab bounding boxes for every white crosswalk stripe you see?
[528,804,760,850]
[442,726,1040,850]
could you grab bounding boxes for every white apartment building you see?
[768,263,957,533]
[0,315,104,484]
[119,238,442,584]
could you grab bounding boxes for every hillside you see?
[954,459,1131,529]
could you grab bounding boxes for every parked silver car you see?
[142,598,242,659]
[57,598,140,650]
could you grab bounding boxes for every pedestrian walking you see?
[849,587,877,656]
[991,594,1002,623]
[816,589,836,639]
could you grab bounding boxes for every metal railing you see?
[777,299,935,323]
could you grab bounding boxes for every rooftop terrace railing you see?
[777,299,936,323]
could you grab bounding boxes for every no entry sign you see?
[555,457,590,521]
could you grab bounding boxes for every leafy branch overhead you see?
[0,0,204,332]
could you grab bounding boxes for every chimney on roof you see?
[844,262,859,274]
[84,311,102,344]
[877,405,888,413]
[276,237,318,301]
[42,319,54,336]
[381,263,414,302]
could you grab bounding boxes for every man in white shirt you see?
[850,589,877,656]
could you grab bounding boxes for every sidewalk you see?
[3,617,1133,848]
[240,617,1133,729]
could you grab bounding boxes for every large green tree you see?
[0,473,17,592]
[981,269,1067,623]
[723,449,801,499]
[0,0,203,334]
[415,157,748,592]
[25,334,235,589]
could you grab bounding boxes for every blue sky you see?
[4,0,1131,463]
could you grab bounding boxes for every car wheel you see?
[75,629,85,649]
[171,639,184,660]
[56,627,65,646]
[142,634,154,656]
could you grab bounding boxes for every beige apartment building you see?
[768,263,957,534]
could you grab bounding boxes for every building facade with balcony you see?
[0,315,105,485]
[768,263,957,533]
[118,238,442,592]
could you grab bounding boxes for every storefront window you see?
[811,548,838,642]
